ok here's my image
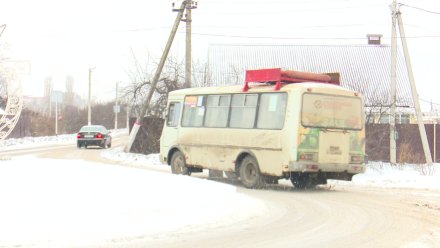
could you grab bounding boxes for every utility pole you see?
[0,24,6,38]
[55,99,58,135]
[390,1,433,165]
[115,82,119,129]
[124,1,188,152]
[126,105,130,129]
[390,0,398,164]
[184,1,197,88]
[88,67,95,126]
[397,8,433,164]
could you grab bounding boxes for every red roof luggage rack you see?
[243,68,340,92]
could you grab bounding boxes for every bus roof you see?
[169,82,359,97]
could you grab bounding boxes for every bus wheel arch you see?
[238,153,265,189]
[167,147,181,165]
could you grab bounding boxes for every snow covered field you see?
[0,130,439,247]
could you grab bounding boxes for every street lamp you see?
[88,67,95,125]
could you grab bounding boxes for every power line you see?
[400,3,440,15]
[203,0,380,5]
[197,3,386,15]
[420,98,440,106]
[192,23,368,30]
[181,31,440,40]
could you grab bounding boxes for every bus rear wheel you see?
[290,173,309,189]
[239,156,264,189]
[171,151,190,175]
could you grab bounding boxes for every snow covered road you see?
[1,132,440,247]
[0,144,269,247]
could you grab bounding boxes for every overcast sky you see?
[0,0,439,107]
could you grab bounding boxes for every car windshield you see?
[80,125,107,133]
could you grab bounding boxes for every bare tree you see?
[191,59,213,88]
[122,54,185,119]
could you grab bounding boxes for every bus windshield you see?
[301,93,363,130]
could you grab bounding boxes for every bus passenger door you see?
[162,102,182,151]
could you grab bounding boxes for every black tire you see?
[108,142,112,148]
[171,151,190,175]
[239,156,265,189]
[77,142,81,149]
[290,173,309,189]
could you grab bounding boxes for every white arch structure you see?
[0,62,25,140]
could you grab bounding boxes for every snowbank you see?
[0,156,269,247]
[1,131,440,247]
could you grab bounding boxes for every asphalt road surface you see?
[4,135,440,248]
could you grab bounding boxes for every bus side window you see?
[257,93,287,129]
[205,94,231,127]
[230,94,258,129]
[182,95,205,127]
[167,102,181,127]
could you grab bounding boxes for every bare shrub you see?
[416,163,436,176]
[398,142,424,165]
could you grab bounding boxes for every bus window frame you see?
[182,95,206,127]
[256,92,288,130]
[180,92,288,130]
[166,102,182,127]
[229,93,259,129]
[204,94,232,128]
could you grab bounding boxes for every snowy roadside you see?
[2,129,440,191]
[0,130,271,247]
[0,128,129,151]
[103,147,440,191]
[1,131,440,247]
[343,162,440,190]
[101,145,440,191]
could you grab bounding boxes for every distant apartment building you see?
[23,91,86,116]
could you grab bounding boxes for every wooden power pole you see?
[125,1,188,152]
[390,1,433,165]
[390,0,398,164]
[184,1,197,88]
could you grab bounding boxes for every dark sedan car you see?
[77,125,112,149]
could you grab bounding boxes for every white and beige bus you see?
[160,68,366,189]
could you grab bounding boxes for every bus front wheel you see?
[239,156,264,189]
[171,151,190,175]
